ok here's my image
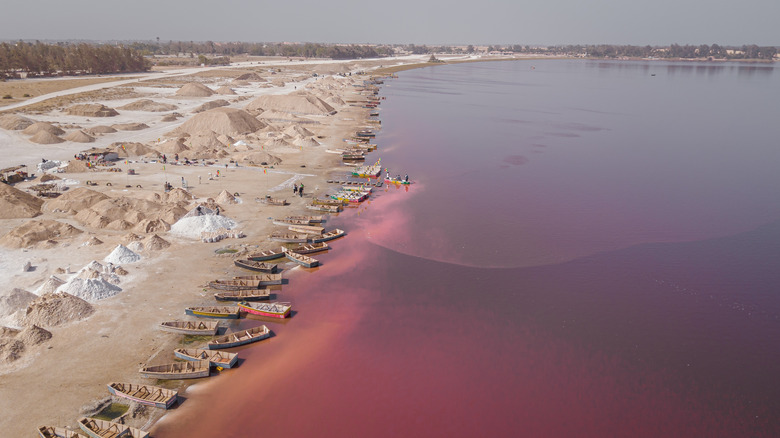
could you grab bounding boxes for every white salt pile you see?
[170,214,237,239]
[104,244,141,265]
[56,265,122,302]
[34,276,66,296]
[127,241,144,253]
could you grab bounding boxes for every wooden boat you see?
[288,242,329,254]
[78,417,149,438]
[139,360,210,379]
[233,259,278,273]
[238,301,292,319]
[273,218,311,226]
[185,306,241,319]
[331,191,369,203]
[385,177,413,185]
[174,348,238,369]
[38,426,88,438]
[283,247,319,268]
[342,185,372,192]
[307,204,342,213]
[356,130,375,137]
[159,320,219,336]
[309,229,346,243]
[270,231,310,243]
[259,196,288,206]
[312,198,345,206]
[247,247,285,261]
[208,325,271,350]
[288,224,325,235]
[231,273,283,285]
[208,279,262,291]
[342,153,365,161]
[107,382,178,409]
[351,160,382,178]
[214,289,271,301]
[286,214,325,223]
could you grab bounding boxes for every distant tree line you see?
[131,41,393,60]
[0,41,151,78]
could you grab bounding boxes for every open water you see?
[154,60,780,437]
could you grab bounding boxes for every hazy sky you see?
[2,0,778,46]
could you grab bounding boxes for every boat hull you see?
[208,326,271,350]
[185,308,241,319]
[107,383,177,409]
[237,302,291,319]
[247,250,284,261]
[174,348,238,368]
[233,259,278,273]
[159,321,219,336]
[309,229,346,243]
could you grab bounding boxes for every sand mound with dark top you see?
[85,125,117,135]
[112,142,155,157]
[216,190,237,204]
[175,107,266,137]
[215,86,237,95]
[0,114,35,130]
[118,99,178,112]
[63,130,96,143]
[160,113,181,122]
[112,123,149,131]
[193,99,230,113]
[176,82,215,97]
[20,292,94,328]
[23,122,65,136]
[144,234,171,251]
[0,183,43,219]
[29,131,64,144]
[39,174,60,183]
[0,220,82,248]
[65,104,118,117]
[234,72,265,81]
[43,187,110,215]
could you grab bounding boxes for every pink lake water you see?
[154,60,780,437]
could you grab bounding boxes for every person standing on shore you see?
[299,183,304,197]
[293,183,298,195]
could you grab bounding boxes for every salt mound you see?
[0,114,35,130]
[326,95,347,106]
[0,220,82,248]
[18,325,52,346]
[118,99,178,112]
[113,142,155,157]
[246,93,335,116]
[155,138,190,155]
[144,234,171,251]
[112,123,149,131]
[29,131,64,144]
[0,289,37,319]
[216,190,237,205]
[176,82,215,97]
[293,135,320,148]
[57,274,122,302]
[0,183,43,219]
[39,174,60,183]
[114,266,128,275]
[35,276,66,296]
[83,236,104,246]
[256,109,316,124]
[85,125,117,135]
[236,151,281,166]
[121,233,142,244]
[163,188,196,203]
[133,218,170,234]
[160,113,181,122]
[43,188,109,215]
[234,72,265,81]
[19,292,94,328]
[283,125,315,137]
[127,241,144,253]
[65,104,118,117]
[23,122,65,136]
[170,214,237,239]
[215,86,237,95]
[104,244,141,264]
[63,130,95,143]
[175,107,266,137]
[193,99,230,113]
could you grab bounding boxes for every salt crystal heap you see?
[170,213,237,239]
[56,263,122,302]
[104,244,141,265]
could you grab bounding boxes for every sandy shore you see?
[0,55,432,437]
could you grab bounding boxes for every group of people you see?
[293,182,304,197]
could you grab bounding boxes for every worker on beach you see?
[299,183,304,197]
[293,183,298,194]
[404,174,409,182]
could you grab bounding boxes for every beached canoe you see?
[312,198,345,206]
[307,204,342,213]
[38,426,88,438]
[107,382,178,409]
[174,348,238,369]
[259,196,288,206]
[238,301,292,319]
[185,306,241,319]
[159,320,220,336]
[78,417,149,438]
[233,259,278,273]
[385,177,413,185]
[287,224,325,235]
[309,229,346,243]
[208,325,271,350]
[139,360,210,379]
[270,231,310,243]
[247,248,285,261]
[230,273,283,286]
[214,289,271,302]
[283,247,319,268]
[286,214,325,223]
[208,279,262,291]
[288,242,329,255]
[273,218,312,226]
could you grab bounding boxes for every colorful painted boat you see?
[283,247,319,268]
[288,242,329,254]
[238,301,292,319]
[106,382,178,409]
[230,273,283,286]
[208,279,262,291]
[214,289,271,301]
[331,191,369,203]
[159,320,220,336]
[37,426,88,438]
[78,417,149,438]
[233,259,278,273]
[309,229,346,243]
[288,224,325,235]
[139,360,210,379]
[247,248,285,261]
[208,325,271,350]
[174,348,238,368]
[385,177,413,185]
[270,231,310,243]
[185,306,241,319]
